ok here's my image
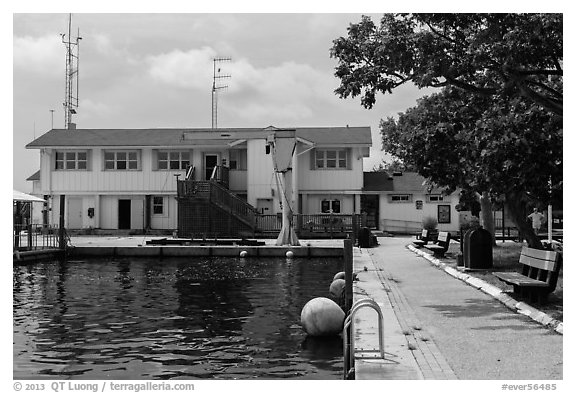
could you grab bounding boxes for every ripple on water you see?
[13,257,344,379]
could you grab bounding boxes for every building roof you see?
[25,126,372,149]
[26,170,40,181]
[363,171,445,193]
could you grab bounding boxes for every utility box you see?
[463,227,493,269]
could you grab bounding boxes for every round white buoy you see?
[240,250,248,258]
[329,278,346,299]
[286,250,294,258]
[333,271,345,281]
[300,297,345,337]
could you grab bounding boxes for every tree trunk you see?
[504,191,542,249]
[479,191,495,245]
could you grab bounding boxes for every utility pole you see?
[211,57,231,129]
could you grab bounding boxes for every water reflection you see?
[13,256,343,379]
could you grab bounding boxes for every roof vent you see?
[392,171,403,176]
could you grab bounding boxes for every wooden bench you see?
[424,231,451,256]
[412,229,429,247]
[493,247,561,304]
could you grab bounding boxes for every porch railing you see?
[13,224,63,251]
[256,213,361,236]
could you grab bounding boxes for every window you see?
[104,151,139,170]
[321,199,341,213]
[427,194,445,203]
[229,149,247,170]
[389,194,412,203]
[438,205,451,223]
[315,149,348,169]
[157,151,190,170]
[153,197,164,215]
[55,151,87,170]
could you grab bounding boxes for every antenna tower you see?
[61,13,82,129]
[211,57,231,129]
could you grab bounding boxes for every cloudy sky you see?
[12,11,436,192]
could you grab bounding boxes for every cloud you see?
[145,48,337,123]
[146,47,217,90]
[13,34,63,76]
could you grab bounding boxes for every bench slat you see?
[493,272,549,287]
[519,249,558,271]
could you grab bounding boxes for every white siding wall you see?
[247,139,275,210]
[305,194,355,214]
[379,192,460,232]
[297,148,364,191]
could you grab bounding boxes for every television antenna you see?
[211,57,231,129]
[61,13,82,129]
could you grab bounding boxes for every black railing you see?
[13,224,63,251]
[256,213,361,237]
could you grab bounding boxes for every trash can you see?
[358,227,372,248]
[463,227,493,269]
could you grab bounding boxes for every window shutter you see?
[151,150,158,171]
[346,148,352,170]
[87,150,92,171]
[309,149,316,170]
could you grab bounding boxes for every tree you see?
[379,87,562,248]
[331,13,563,116]
[371,158,414,172]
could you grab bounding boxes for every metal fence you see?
[255,213,361,237]
[13,224,63,251]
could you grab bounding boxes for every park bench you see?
[412,229,429,247]
[493,247,561,304]
[424,231,451,256]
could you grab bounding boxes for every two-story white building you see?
[25,126,371,233]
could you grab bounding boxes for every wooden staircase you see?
[177,179,257,238]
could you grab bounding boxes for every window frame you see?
[389,194,413,203]
[426,194,445,203]
[104,150,140,171]
[229,149,247,171]
[55,150,88,171]
[156,150,190,171]
[152,196,165,215]
[314,149,348,169]
[438,204,451,224]
[321,199,341,213]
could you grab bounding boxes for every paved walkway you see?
[355,237,563,380]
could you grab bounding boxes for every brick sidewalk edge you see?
[407,245,563,335]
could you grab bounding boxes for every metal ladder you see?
[343,298,385,379]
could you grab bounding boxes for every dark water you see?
[13,257,344,380]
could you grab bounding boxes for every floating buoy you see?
[240,250,248,258]
[329,279,346,299]
[286,250,294,258]
[333,271,345,281]
[300,297,345,337]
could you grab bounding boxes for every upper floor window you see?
[55,151,87,170]
[104,150,139,170]
[157,151,190,170]
[389,194,412,203]
[315,149,348,169]
[229,149,247,170]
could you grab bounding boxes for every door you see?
[205,154,219,180]
[118,199,131,229]
[68,197,83,229]
[360,195,379,229]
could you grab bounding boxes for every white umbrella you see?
[13,190,45,203]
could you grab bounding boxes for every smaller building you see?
[362,171,460,234]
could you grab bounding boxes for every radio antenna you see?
[211,57,231,129]
[61,13,82,129]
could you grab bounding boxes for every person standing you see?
[528,207,546,234]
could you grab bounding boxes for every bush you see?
[422,216,438,230]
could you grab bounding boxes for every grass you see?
[439,241,563,322]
